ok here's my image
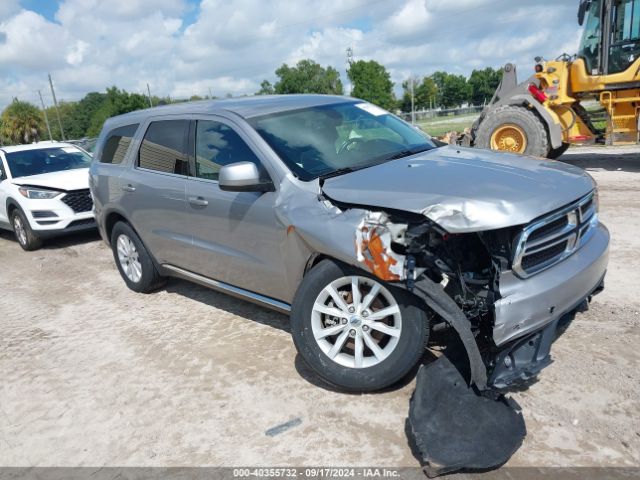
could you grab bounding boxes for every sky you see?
[0,0,583,110]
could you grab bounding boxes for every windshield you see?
[248,102,437,181]
[5,146,92,178]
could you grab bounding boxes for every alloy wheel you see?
[116,234,142,283]
[311,275,402,369]
[13,216,27,246]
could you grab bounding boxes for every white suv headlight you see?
[18,187,62,199]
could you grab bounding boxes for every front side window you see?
[248,102,436,181]
[5,146,91,178]
[100,123,138,164]
[194,120,263,181]
[138,120,189,175]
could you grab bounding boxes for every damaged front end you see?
[347,194,608,392]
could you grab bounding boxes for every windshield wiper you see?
[384,145,433,161]
[318,167,355,180]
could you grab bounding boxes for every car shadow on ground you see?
[0,228,101,249]
[164,276,439,394]
[560,151,640,172]
[163,278,291,334]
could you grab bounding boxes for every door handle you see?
[122,184,136,192]
[188,196,208,207]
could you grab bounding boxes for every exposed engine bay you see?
[333,193,606,392]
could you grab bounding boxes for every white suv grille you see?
[513,191,598,278]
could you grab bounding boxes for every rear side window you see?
[138,120,190,175]
[194,120,262,181]
[100,124,138,164]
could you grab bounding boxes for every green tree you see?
[0,100,44,145]
[87,87,149,137]
[431,71,470,108]
[256,80,275,95]
[347,60,395,110]
[399,76,438,112]
[468,67,502,105]
[274,59,343,95]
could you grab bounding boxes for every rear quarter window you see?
[100,124,139,164]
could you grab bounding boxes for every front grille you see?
[61,189,93,213]
[513,191,598,277]
[521,240,568,270]
[527,215,568,242]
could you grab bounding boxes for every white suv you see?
[0,142,95,250]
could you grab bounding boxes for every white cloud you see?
[0,0,583,112]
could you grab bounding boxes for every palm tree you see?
[0,100,43,145]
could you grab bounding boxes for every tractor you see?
[467,0,640,158]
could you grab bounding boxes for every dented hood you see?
[11,168,89,192]
[322,146,595,232]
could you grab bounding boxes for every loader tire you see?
[548,142,570,159]
[475,105,550,158]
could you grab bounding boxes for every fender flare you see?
[503,94,563,149]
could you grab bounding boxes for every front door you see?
[181,118,289,301]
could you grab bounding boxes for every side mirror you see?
[219,161,274,193]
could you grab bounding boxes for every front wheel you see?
[291,260,429,392]
[12,209,42,251]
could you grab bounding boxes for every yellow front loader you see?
[469,0,640,158]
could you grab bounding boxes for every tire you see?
[110,221,166,293]
[475,105,550,157]
[548,142,570,159]
[291,260,429,392]
[11,209,42,251]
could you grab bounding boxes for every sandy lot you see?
[0,146,639,469]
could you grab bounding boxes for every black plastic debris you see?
[265,417,302,437]
[408,356,526,477]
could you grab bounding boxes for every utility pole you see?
[346,47,354,96]
[208,87,213,99]
[410,77,416,125]
[38,90,53,141]
[146,83,153,108]
[47,73,65,141]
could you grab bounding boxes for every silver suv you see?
[90,95,609,392]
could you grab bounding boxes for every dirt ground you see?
[0,145,639,469]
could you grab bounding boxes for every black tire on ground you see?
[291,259,429,392]
[548,142,570,159]
[475,105,550,157]
[110,221,166,293]
[11,208,42,251]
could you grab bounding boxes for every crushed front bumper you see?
[493,222,609,347]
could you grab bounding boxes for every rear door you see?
[181,116,289,301]
[117,118,192,267]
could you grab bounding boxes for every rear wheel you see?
[110,221,166,293]
[291,260,429,392]
[475,105,550,157]
[12,209,42,251]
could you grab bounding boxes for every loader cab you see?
[578,0,640,75]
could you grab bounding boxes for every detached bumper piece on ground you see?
[408,356,526,478]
